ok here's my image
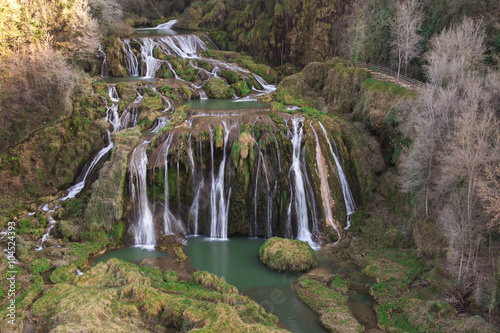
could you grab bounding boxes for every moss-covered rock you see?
[231,80,251,97]
[259,237,317,272]
[221,70,243,84]
[31,259,285,332]
[203,77,234,99]
[104,37,127,77]
[29,257,51,275]
[293,274,364,333]
[84,128,141,235]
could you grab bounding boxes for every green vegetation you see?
[294,274,363,332]
[259,237,317,272]
[84,128,141,235]
[29,257,52,275]
[50,265,79,284]
[203,77,234,99]
[30,259,284,332]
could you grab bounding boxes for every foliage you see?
[50,265,79,284]
[29,257,51,275]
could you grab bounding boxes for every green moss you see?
[84,134,138,235]
[31,259,282,332]
[231,81,251,97]
[29,257,51,275]
[50,265,78,284]
[221,70,243,84]
[361,78,414,97]
[294,275,363,332]
[181,85,192,99]
[259,237,317,272]
[164,271,179,284]
[62,199,83,218]
[203,77,234,99]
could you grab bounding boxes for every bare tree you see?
[399,17,499,281]
[425,17,485,86]
[391,0,423,79]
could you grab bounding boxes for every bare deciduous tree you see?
[425,17,485,86]
[477,165,500,232]
[391,0,422,79]
[399,17,499,280]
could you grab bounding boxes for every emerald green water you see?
[91,247,167,265]
[187,99,269,110]
[184,237,328,333]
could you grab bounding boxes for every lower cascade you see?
[125,109,357,247]
[129,141,156,248]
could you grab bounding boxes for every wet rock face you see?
[125,111,364,245]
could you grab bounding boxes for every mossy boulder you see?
[259,237,317,272]
[203,77,234,99]
[231,81,251,97]
[293,274,363,333]
[221,70,243,84]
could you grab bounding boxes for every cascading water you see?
[35,214,57,251]
[288,118,318,248]
[115,33,277,100]
[187,137,203,235]
[162,135,186,235]
[129,141,156,248]
[150,117,167,133]
[98,45,107,77]
[61,131,114,201]
[318,122,357,229]
[123,40,139,76]
[210,122,234,239]
[310,124,341,241]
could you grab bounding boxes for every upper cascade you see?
[100,29,276,97]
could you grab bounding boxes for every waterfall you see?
[285,187,293,239]
[310,124,341,241]
[108,85,120,103]
[156,35,207,59]
[129,141,156,248]
[162,135,185,235]
[199,90,208,100]
[252,153,261,237]
[35,216,57,251]
[210,122,234,239]
[139,38,162,78]
[61,131,114,201]
[318,122,357,229]
[251,128,272,238]
[122,40,139,76]
[150,117,167,133]
[252,73,277,95]
[187,136,203,235]
[156,19,178,30]
[268,181,277,238]
[98,44,107,77]
[288,118,318,248]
